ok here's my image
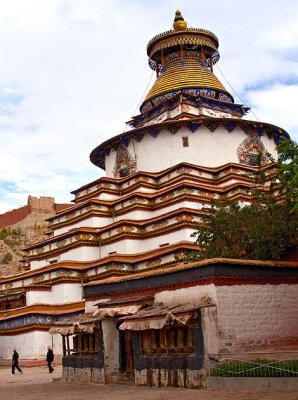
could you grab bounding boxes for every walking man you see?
[12,348,23,374]
[46,346,54,373]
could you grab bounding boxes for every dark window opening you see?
[64,330,100,356]
[182,137,189,147]
[119,165,130,177]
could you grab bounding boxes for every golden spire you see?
[143,58,229,105]
[141,10,233,111]
[173,10,187,31]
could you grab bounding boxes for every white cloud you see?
[0,0,297,213]
[245,84,298,136]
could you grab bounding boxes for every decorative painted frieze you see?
[146,258,163,267]
[55,270,74,277]
[113,144,137,178]
[175,214,194,222]
[5,282,13,289]
[56,239,67,248]
[176,166,192,174]
[167,125,180,135]
[152,221,169,230]
[237,134,270,166]
[0,311,83,333]
[33,275,45,283]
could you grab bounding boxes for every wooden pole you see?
[66,335,70,355]
[62,335,66,356]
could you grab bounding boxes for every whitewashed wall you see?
[54,216,112,235]
[51,283,82,304]
[154,284,217,306]
[26,290,53,305]
[113,201,199,223]
[216,284,298,352]
[99,227,194,258]
[104,126,278,177]
[26,283,82,305]
[30,247,101,270]
[0,330,63,359]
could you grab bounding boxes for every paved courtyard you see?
[0,365,297,400]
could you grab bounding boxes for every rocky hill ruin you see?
[0,196,71,276]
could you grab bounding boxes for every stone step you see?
[110,373,134,385]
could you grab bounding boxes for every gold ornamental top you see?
[141,10,233,112]
[146,11,219,64]
[173,10,187,31]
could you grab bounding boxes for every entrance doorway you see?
[119,330,134,374]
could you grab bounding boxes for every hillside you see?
[0,196,71,276]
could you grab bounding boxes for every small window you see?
[182,137,189,147]
[71,332,100,355]
[159,243,169,248]
[140,327,194,355]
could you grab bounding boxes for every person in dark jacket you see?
[12,348,23,374]
[46,346,54,373]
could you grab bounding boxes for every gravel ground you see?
[0,365,297,400]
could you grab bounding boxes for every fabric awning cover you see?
[93,304,142,318]
[119,312,193,331]
[49,322,95,335]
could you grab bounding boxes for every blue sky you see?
[0,0,297,213]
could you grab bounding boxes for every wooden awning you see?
[93,304,142,318]
[49,322,96,335]
[49,313,98,335]
[117,301,211,331]
[119,311,193,331]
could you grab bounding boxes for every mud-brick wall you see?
[216,284,298,353]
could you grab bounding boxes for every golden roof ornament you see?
[173,10,187,31]
[141,10,233,111]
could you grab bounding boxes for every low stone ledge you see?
[207,376,298,391]
[62,366,105,384]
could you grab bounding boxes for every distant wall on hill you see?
[0,196,71,229]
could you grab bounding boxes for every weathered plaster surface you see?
[101,318,120,379]
[216,284,298,352]
[0,330,62,359]
[135,368,206,388]
[62,366,104,383]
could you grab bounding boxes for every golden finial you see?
[173,10,187,31]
